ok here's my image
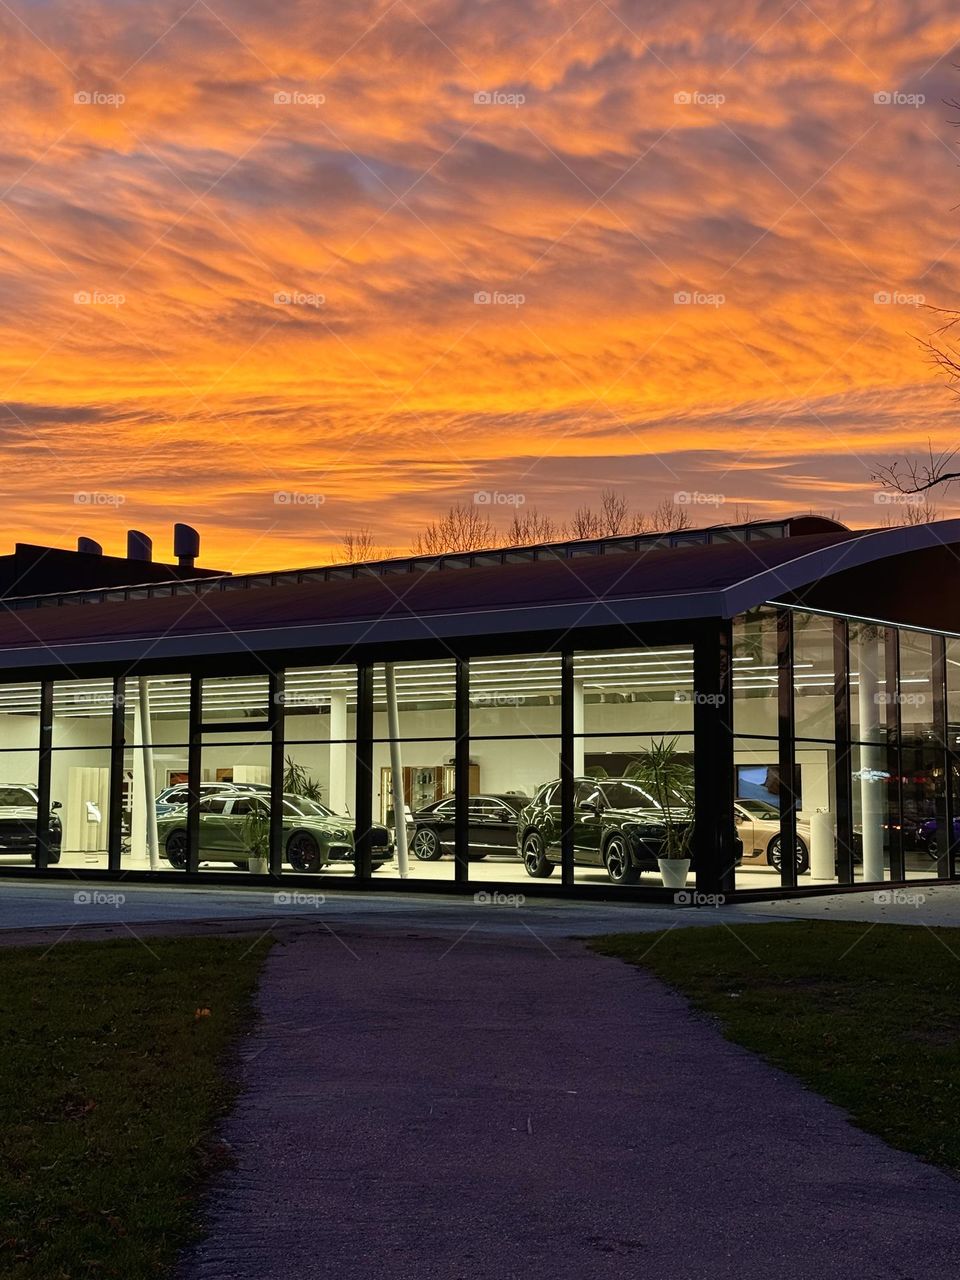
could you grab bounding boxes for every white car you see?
[735,800,811,874]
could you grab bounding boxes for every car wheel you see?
[604,835,639,885]
[287,832,322,872]
[165,829,188,870]
[522,831,554,878]
[926,836,941,859]
[412,828,442,860]
[767,835,809,875]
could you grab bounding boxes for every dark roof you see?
[0,543,224,599]
[0,514,845,611]
[0,521,957,674]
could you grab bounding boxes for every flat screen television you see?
[736,763,801,810]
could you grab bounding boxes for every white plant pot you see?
[658,857,690,889]
[248,855,269,875]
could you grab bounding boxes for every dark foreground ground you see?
[179,925,960,1280]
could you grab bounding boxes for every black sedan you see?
[408,793,527,861]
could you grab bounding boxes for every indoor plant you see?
[627,738,695,889]
[283,756,324,803]
[242,804,271,875]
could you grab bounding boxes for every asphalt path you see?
[177,926,960,1280]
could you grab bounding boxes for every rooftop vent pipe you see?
[173,523,200,570]
[127,530,153,562]
[77,537,103,556]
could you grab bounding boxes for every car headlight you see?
[624,822,665,839]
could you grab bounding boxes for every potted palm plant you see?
[242,803,271,875]
[283,756,324,803]
[627,738,694,889]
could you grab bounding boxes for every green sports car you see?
[157,791,393,872]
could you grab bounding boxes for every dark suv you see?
[517,776,740,885]
[0,784,63,863]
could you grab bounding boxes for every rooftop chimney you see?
[77,537,102,556]
[126,530,153,562]
[173,522,200,571]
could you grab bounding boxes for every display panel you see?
[735,763,801,809]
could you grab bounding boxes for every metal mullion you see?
[186,674,202,874]
[107,677,126,873]
[353,664,374,881]
[885,629,905,882]
[833,618,854,885]
[35,680,53,871]
[268,670,285,878]
[694,620,735,896]
[777,611,798,890]
[454,658,470,884]
[933,634,951,881]
[560,651,574,887]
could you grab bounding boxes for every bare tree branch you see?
[411,504,497,555]
[336,527,385,563]
[872,440,960,495]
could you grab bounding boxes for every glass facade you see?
[0,606,956,896]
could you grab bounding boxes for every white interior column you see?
[139,677,160,870]
[857,628,885,882]
[327,690,348,816]
[572,677,585,777]
[385,664,409,877]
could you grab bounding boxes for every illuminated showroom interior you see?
[0,513,958,898]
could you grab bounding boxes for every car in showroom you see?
[915,816,958,859]
[735,799,812,874]
[155,780,270,818]
[407,793,528,860]
[0,784,62,863]
[157,792,393,872]
[516,777,742,885]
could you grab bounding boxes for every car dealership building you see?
[0,513,958,901]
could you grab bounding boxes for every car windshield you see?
[283,795,336,818]
[0,786,36,806]
[737,800,780,821]
[601,781,659,810]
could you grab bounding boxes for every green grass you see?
[592,921,960,1173]
[0,935,272,1280]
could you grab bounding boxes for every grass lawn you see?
[592,920,960,1174]
[0,935,272,1280]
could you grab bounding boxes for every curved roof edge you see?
[720,519,960,618]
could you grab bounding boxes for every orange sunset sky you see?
[2,0,960,572]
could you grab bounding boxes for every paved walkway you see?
[179,926,960,1280]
